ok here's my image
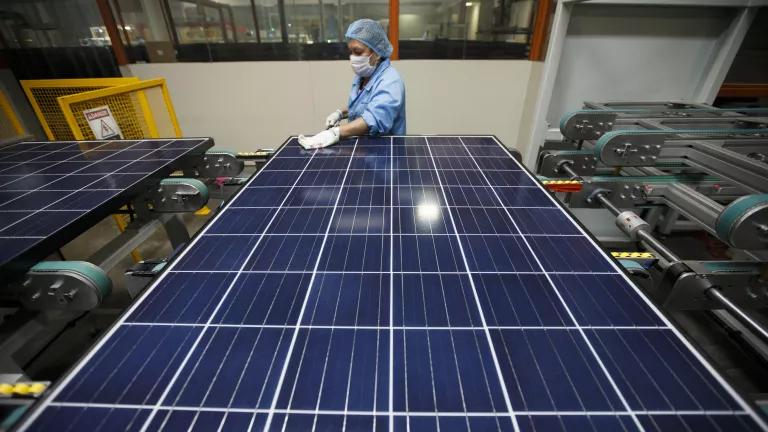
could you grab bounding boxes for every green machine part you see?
[715,194,768,250]
[20,261,112,311]
[199,149,245,178]
[594,128,768,167]
[150,177,210,213]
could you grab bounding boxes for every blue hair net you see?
[345,19,393,58]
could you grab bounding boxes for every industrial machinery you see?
[5,134,767,431]
[0,137,259,425]
[536,101,768,411]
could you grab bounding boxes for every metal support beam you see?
[524,0,572,168]
[719,83,768,98]
[388,0,399,60]
[96,0,129,66]
[88,214,189,271]
[318,0,325,42]
[658,208,679,235]
[639,167,726,237]
[227,6,238,42]
[659,141,768,194]
[529,0,552,61]
[278,0,289,43]
[161,0,181,48]
[655,183,723,234]
[249,0,262,43]
[218,8,229,43]
[110,0,132,48]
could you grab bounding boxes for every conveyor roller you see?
[18,261,111,311]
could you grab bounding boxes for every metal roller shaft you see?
[596,192,681,264]
[595,192,768,344]
[636,230,681,264]
[560,163,582,180]
[707,287,768,345]
[594,192,621,216]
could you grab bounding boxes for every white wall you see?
[515,60,543,153]
[127,60,536,156]
[546,5,734,127]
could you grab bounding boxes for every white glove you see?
[298,127,340,149]
[325,109,343,128]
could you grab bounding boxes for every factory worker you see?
[298,18,406,149]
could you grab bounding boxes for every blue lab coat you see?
[347,58,406,135]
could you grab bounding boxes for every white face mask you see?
[350,54,376,77]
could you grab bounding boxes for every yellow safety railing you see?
[20,77,139,140]
[16,78,184,264]
[0,89,26,142]
[57,78,182,140]
[55,78,184,262]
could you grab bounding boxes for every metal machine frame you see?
[524,0,766,169]
[535,101,768,399]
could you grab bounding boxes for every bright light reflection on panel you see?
[416,202,440,223]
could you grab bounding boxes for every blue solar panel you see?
[0,138,212,275]
[17,136,767,431]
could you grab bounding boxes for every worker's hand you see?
[298,127,340,149]
[325,109,343,128]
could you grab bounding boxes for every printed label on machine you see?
[83,105,123,140]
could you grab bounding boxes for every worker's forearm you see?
[339,117,369,138]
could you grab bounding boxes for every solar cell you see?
[16,136,767,431]
[0,138,212,275]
